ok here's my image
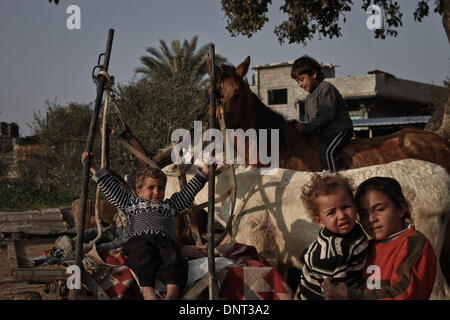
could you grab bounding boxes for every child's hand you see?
[201,161,218,176]
[322,278,348,300]
[201,154,218,175]
[202,163,210,175]
[81,151,97,175]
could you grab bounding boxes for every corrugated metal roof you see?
[352,116,431,127]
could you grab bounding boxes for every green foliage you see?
[0,102,99,211]
[221,0,443,44]
[114,36,226,179]
[414,0,443,22]
[136,36,228,87]
[109,73,209,179]
[29,102,97,188]
[5,35,224,211]
[0,152,14,177]
[222,0,272,38]
[0,177,90,211]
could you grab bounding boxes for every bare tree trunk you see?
[435,86,450,140]
[425,85,450,138]
[425,0,450,140]
[442,0,450,42]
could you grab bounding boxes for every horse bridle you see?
[213,66,225,107]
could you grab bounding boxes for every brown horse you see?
[205,56,450,290]
[207,56,450,173]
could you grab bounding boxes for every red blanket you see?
[196,243,292,300]
[91,243,292,300]
[85,247,135,300]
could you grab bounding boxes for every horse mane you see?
[251,92,288,149]
[220,63,291,150]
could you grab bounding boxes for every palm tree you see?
[136,36,227,86]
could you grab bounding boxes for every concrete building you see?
[249,61,444,136]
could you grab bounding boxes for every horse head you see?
[207,56,253,130]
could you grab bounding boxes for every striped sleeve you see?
[166,168,208,215]
[92,168,134,212]
[299,246,326,300]
[299,226,368,300]
[306,229,367,278]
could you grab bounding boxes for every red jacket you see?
[348,226,437,300]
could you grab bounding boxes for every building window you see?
[268,89,287,105]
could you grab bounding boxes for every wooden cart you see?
[0,207,112,300]
[1,237,113,300]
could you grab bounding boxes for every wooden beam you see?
[10,267,68,281]
[180,274,210,300]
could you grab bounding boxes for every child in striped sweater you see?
[81,152,210,300]
[295,174,369,300]
[322,177,437,300]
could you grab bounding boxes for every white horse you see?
[164,159,450,299]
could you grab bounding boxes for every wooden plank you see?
[0,208,63,218]
[0,210,41,216]
[0,222,71,234]
[180,274,209,300]
[7,241,19,275]
[11,267,68,281]
[0,208,76,235]
[0,213,64,222]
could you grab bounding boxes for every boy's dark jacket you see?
[302,80,353,137]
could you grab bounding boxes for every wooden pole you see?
[69,29,114,300]
[207,44,218,300]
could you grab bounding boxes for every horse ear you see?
[236,56,250,78]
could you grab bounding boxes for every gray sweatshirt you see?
[302,80,353,137]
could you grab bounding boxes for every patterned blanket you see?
[83,246,135,300]
[196,243,292,300]
[84,242,292,300]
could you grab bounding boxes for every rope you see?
[95,70,114,90]
[170,101,238,248]
[89,71,113,247]
[213,104,237,246]
[109,94,160,170]
[84,69,237,250]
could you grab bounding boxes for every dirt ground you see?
[0,236,63,300]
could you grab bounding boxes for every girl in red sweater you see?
[322,177,437,300]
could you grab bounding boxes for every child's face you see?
[136,177,166,204]
[295,72,319,93]
[358,190,406,240]
[314,188,357,234]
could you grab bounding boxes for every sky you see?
[0,0,448,137]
